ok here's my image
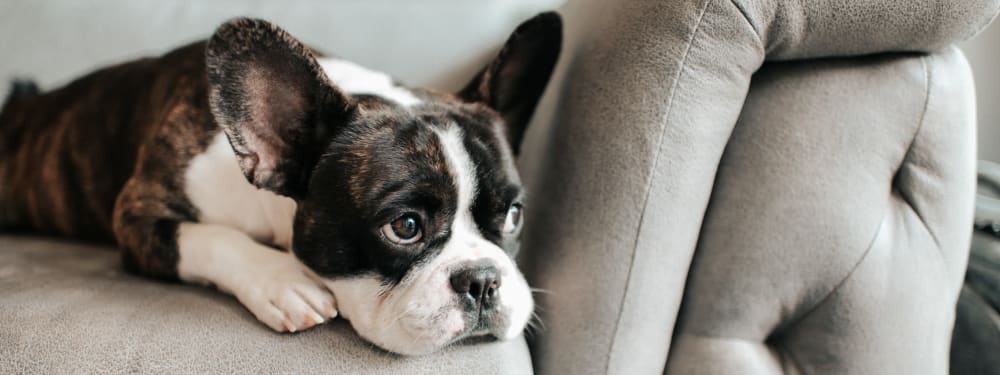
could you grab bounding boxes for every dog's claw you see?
[324,303,338,319]
[310,311,325,325]
[229,251,338,334]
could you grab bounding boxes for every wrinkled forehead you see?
[334,95,520,208]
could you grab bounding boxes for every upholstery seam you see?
[672,332,807,372]
[775,340,806,374]
[728,0,763,42]
[895,54,943,250]
[604,1,712,373]
[769,55,936,359]
[769,210,888,344]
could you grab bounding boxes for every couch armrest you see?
[736,0,1000,59]
[521,0,991,374]
[521,1,764,374]
[666,46,976,374]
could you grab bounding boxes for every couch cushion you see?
[0,236,532,374]
[522,0,991,372]
[735,0,1000,60]
[665,46,975,374]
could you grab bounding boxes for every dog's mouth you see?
[323,265,534,356]
[387,301,519,355]
[351,302,510,355]
[436,305,510,345]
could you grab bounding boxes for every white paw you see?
[229,250,339,333]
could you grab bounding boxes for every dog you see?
[0,13,561,355]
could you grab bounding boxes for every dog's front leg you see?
[114,201,338,332]
[175,222,339,332]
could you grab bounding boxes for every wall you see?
[0,0,564,93]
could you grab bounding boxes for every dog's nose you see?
[449,265,500,308]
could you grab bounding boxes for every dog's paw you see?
[230,250,339,333]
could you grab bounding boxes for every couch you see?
[2,0,998,374]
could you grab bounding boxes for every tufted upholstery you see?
[523,0,991,373]
[666,48,976,374]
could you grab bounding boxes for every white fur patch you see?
[178,133,336,333]
[432,126,533,340]
[176,222,338,332]
[317,58,421,107]
[323,125,533,355]
[184,132,296,250]
[435,126,478,213]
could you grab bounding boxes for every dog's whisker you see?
[377,305,421,336]
[524,314,544,338]
[408,325,435,349]
[528,310,546,333]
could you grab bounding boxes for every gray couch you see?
[2,0,998,374]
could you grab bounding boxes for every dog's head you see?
[205,14,561,355]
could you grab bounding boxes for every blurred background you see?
[962,20,1000,163]
[0,0,996,163]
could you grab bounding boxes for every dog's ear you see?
[458,12,562,155]
[206,18,351,199]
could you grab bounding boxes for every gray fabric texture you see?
[522,0,992,373]
[666,47,976,374]
[522,2,761,374]
[0,237,533,374]
[735,0,1000,59]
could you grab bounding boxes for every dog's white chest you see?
[183,133,297,249]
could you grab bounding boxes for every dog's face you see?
[205,14,561,355]
[297,97,533,355]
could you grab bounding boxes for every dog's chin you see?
[323,276,534,356]
[347,300,533,356]
[357,310,527,356]
[360,309,473,356]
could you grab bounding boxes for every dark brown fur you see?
[0,42,214,278]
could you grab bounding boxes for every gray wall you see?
[0,0,563,95]
[962,19,1000,163]
[0,3,996,162]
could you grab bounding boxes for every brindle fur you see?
[0,42,214,279]
[0,14,561,286]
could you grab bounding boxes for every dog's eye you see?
[382,214,423,244]
[502,203,523,234]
